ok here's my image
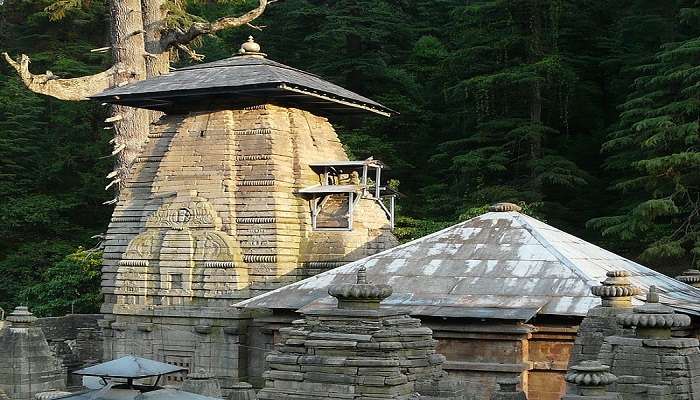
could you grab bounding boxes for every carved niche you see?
[117,192,248,302]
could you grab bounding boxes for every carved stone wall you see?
[99,105,397,392]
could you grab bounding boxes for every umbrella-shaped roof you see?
[92,37,394,117]
[235,205,700,320]
[53,387,220,400]
[73,356,186,379]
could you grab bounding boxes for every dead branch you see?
[2,53,118,101]
[175,43,205,62]
[160,0,267,50]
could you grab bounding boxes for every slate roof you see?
[235,210,700,320]
[92,54,394,116]
[73,356,186,379]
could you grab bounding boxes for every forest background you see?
[1,0,699,316]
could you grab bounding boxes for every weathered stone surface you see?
[100,104,398,392]
[595,288,700,400]
[0,307,66,400]
[256,271,462,399]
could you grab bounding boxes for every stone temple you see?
[90,37,398,391]
[8,37,700,400]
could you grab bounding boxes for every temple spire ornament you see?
[617,286,691,338]
[237,36,266,57]
[564,361,619,399]
[590,270,640,308]
[327,266,393,310]
[675,269,700,288]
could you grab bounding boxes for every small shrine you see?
[0,307,65,400]
[599,286,700,398]
[568,271,639,366]
[91,36,398,392]
[256,267,462,399]
[239,203,700,399]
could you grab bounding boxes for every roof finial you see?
[489,202,522,212]
[647,285,659,303]
[357,266,368,284]
[328,266,392,310]
[238,36,266,58]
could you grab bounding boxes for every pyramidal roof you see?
[92,37,394,116]
[236,207,700,320]
[73,356,186,378]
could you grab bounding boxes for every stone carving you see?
[563,361,620,399]
[597,285,700,399]
[327,266,393,309]
[146,199,218,230]
[590,271,641,308]
[118,193,248,302]
[257,268,462,400]
[617,286,690,338]
[675,269,700,288]
[124,230,159,259]
[490,378,527,400]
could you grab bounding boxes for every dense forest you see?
[1,0,699,316]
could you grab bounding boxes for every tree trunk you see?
[5,0,268,196]
[142,0,170,124]
[142,0,170,79]
[109,0,150,194]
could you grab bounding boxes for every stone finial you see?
[590,270,641,308]
[238,36,266,57]
[182,368,222,398]
[327,266,393,310]
[6,306,37,326]
[617,286,691,338]
[675,269,700,288]
[490,377,526,400]
[565,361,617,397]
[228,382,256,400]
[489,202,522,212]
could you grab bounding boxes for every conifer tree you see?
[428,0,588,219]
[590,5,700,268]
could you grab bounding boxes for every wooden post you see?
[389,195,395,229]
[375,167,381,199]
[348,192,354,230]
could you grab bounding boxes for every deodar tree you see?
[2,0,268,198]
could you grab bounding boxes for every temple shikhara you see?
[90,37,398,390]
[6,37,700,400]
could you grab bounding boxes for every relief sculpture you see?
[117,192,248,302]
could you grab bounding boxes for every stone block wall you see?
[99,104,397,393]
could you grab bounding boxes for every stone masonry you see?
[569,271,639,367]
[562,361,620,400]
[99,103,397,391]
[598,286,700,399]
[0,307,65,400]
[257,267,463,400]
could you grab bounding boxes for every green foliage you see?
[19,248,102,317]
[0,0,111,313]
[4,0,700,313]
[394,216,453,244]
[591,9,700,268]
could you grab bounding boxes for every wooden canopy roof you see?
[92,43,394,116]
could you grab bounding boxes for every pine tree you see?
[590,3,700,269]
[426,0,588,221]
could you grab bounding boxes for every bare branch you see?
[175,44,205,62]
[3,53,118,101]
[160,0,268,50]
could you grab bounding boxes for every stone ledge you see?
[443,361,530,373]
